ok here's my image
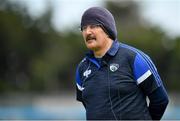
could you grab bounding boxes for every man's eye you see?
[82,26,87,31]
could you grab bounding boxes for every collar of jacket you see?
[85,40,120,67]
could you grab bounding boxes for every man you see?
[75,7,169,120]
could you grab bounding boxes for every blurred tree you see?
[165,37,180,90]
[0,0,85,93]
[0,0,48,92]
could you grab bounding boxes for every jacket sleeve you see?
[133,53,169,120]
[148,82,169,120]
[140,75,169,120]
[75,65,83,102]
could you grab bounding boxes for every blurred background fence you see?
[0,0,179,119]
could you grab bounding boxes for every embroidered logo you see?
[110,63,119,72]
[83,69,91,78]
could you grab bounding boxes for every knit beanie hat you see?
[81,7,117,40]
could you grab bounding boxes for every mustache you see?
[86,34,96,41]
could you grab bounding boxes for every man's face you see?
[81,24,109,51]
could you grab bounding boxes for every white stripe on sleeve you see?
[76,83,84,91]
[137,70,152,84]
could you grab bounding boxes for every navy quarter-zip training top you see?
[75,40,169,120]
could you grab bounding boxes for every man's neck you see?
[94,38,113,58]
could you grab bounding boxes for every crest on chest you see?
[110,63,119,72]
